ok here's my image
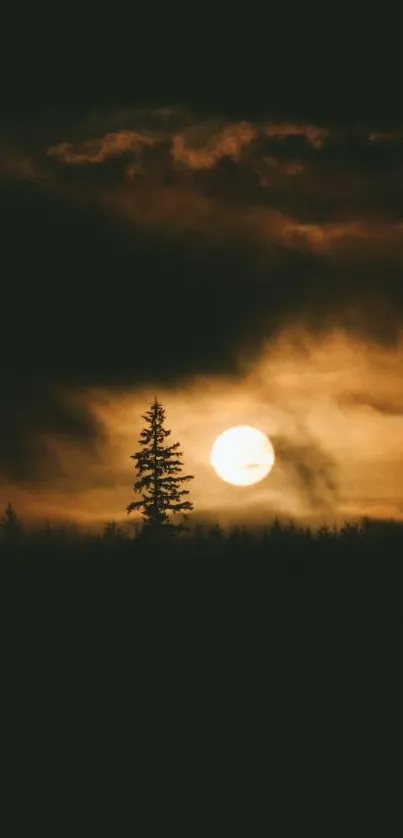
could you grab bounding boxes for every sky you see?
[2,16,403,527]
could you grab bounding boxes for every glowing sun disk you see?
[210,425,275,486]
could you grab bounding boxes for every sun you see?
[210,426,275,486]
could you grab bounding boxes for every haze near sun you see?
[210,426,275,486]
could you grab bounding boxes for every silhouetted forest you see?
[1,507,401,834]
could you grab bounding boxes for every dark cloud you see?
[0,376,103,483]
[0,168,322,388]
[2,9,403,128]
[2,100,403,485]
[272,433,340,511]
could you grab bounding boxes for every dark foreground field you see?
[0,521,402,834]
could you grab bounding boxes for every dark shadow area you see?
[0,512,401,832]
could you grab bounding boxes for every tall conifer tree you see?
[127,398,194,530]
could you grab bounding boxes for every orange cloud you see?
[104,180,301,248]
[171,122,256,169]
[171,121,329,171]
[99,172,403,261]
[270,217,403,256]
[45,117,330,178]
[47,131,155,165]
[263,122,330,149]
[280,219,371,248]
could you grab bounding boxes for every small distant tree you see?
[270,517,283,538]
[0,502,22,542]
[316,523,332,542]
[102,520,123,541]
[127,398,194,532]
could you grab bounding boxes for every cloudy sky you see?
[2,17,403,527]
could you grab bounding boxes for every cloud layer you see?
[1,105,403,521]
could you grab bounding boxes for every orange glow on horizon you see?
[3,326,403,529]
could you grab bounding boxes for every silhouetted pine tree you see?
[127,398,194,531]
[0,502,22,542]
